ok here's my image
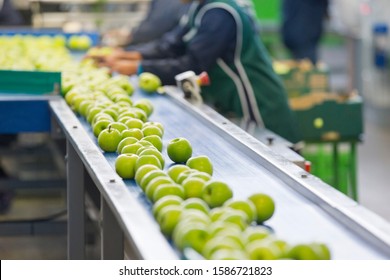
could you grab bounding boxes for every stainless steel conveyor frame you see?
[47,86,390,260]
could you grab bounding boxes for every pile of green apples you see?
[0,35,72,71]
[1,35,331,260]
[132,146,331,260]
[71,83,331,260]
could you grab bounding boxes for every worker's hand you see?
[83,47,121,67]
[102,50,125,67]
[99,50,142,68]
[111,60,140,76]
[121,51,143,61]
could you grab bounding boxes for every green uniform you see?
[184,0,301,143]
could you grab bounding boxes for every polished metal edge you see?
[49,98,178,260]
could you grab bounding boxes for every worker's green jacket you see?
[138,0,301,143]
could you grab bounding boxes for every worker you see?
[281,0,329,64]
[0,0,23,26]
[102,0,190,47]
[130,0,190,45]
[98,0,301,144]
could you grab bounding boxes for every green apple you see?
[187,171,211,182]
[137,139,155,148]
[182,197,210,214]
[135,145,158,156]
[267,239,291,259]
[218,208,249,230]
[138,148,165,169]
[245,239,283,260]
[64,90,78,105]
[112,94,133,105]
[223,199,257,224]
[134,164,160,186]
[167,165,191,183]
[116,103,131,111]
[179,208,211,225]
[153,183,185,202]
[167,137,193,163]
[118,116,133,124]
[69,95,86,111]
[92,113,114,126]
[242,226,272,244]
[130,107,148,122]
[173,222,210,253]
[78,100,94,117]
[53,35,66,47]
[157,204,183,237]
[135,154,162,171]
[119,111,137,120]
[248,193,275,224]
[202,236,244,260]
[109,121,128,133]
[208,221,242,237]
[109,74,134,95]
[209,207,228,222]
[116,136,139,153]
[87,107,103,124]
[134,99,154,117]
[138,72,162,93]
[141,135,163,152]
[201,180,233,208]
[143,121,164,135]
[288,243,331,260]
[101,108,118,121]
[68,35,92,50]
[145,179,176,201]
[186,155,213,175]
[139,169,167,191]
[120,143,143,155]
[106,85,127,98]
[97,126,122,152]
[121,128,143,140]
[141,125,163,138]
[181,177,206,199]
[152,195,184,218]
[176,169,198,185]
[93,119,111,137]
[115,153,139,179]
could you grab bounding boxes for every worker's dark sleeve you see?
[131,0,189,44]
[0,0,24,25]
[137,8,237,85]
[127,25,188,59]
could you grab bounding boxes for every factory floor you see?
[1,43,390,260]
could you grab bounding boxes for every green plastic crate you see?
[292,96,363,141]
[278,67,330,98]
[0,70,61,95]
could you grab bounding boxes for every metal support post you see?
[67,140,85,259]
[101,197,124,260]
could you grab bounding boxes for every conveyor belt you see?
[49,87,390,260]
